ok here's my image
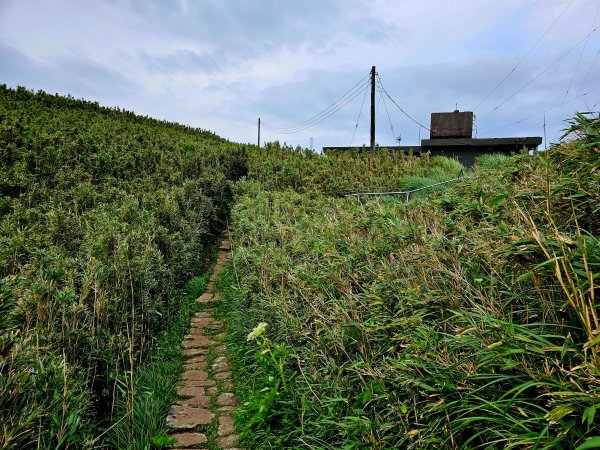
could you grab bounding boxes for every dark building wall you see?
[430,111,473,138]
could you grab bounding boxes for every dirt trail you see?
[167,238,241,449]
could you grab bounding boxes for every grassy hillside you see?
[2,84,597,449]
[219,114,599,448]
[0,86,248,448]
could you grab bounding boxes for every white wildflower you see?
[247,322,268,341]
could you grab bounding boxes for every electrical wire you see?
[576,47,600,97]
[562,2,600,104]
[269,73,370,133]
[479,84,600,135]
[349,83,369,146]
[478,23,600,120]
[473,0,576,112]
[377,76,397,144]
[268,82,370,134]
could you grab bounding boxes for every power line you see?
[473,0,576,112]
[479,84,600,135]
[478,23,600,120]
[349,84,369,146]
[269,73,370,133]
[562,2,600,104]
[377,73,429,130]
[377,75,397,144]
[576,47,600,97]
[266,82,370,135]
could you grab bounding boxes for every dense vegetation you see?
[0,86,247,448]
[219,114,600,448]
[2,84,598,449]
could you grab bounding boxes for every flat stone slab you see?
[182,370,209,382]
[215,371,232,380]
[183,359,207,370]
[221,379,234,390]
[197,293,213,303]
[178,395,211,408]
[191,317,213,327]
[170,432,208,448]
[212,356,229,373]
[217,393,236,407]
[182,336,213,348]
[179,377,214,387]
[167,405,213,429]
[218,414,235,436]
[216,434,239,448]
[195,310,213,318]
[178,385,209,397]
[182,348,210,358]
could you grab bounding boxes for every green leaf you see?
[575,437,600,450]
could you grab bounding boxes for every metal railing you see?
[345,175,476,202]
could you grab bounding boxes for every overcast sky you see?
[1,0,599,149]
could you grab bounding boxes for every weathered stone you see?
[191,317,213,327]
[216,434,239,447]
[179,374,215,387]
[207,386,219,394]
[178,394,211,408]
[215,344,226,353]
[212,356,229,373]
[218,414,235,436]
[182,336,213,349]
[221,378,234,390]
[182,348,210,358]
[183,359,207,370]
[167,405,213,429]
[212,293,222,301]
[217,392,236,407]
[218,405,236,412]
[215,371,232,380]
[215,332,226,341]
[170,432,208,448]
[177,385,208,397]
[183,370,209,382]
[197,293,213,303]
[195,310,213,318]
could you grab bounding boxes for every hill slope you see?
[220,114,599,448]
[0,86,248,447]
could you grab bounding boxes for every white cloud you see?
[0,0,598,148]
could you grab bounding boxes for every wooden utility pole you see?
[370,66,376,158]
[258,117,261,147]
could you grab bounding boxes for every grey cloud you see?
[0,41,137,102]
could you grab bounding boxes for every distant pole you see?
[543,111,547,151]
[370,66,376,157]
[258,117,261,147]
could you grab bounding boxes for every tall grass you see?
[219,114,599,448]
[0,85,248,447]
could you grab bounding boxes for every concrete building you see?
[323,110,542,167]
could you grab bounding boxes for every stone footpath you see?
[167,238,241,449]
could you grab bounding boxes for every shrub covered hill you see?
[221,114,600,449]
[1,83,599,449]
[0,85,248,447]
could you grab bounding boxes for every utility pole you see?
[258,117,261,147]
[370,66,376,158]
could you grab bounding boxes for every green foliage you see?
[0,85,248,447]
[473,152,510,169]
[221,117,600,448]
[245,142,463,194]
[238,323,295,439]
